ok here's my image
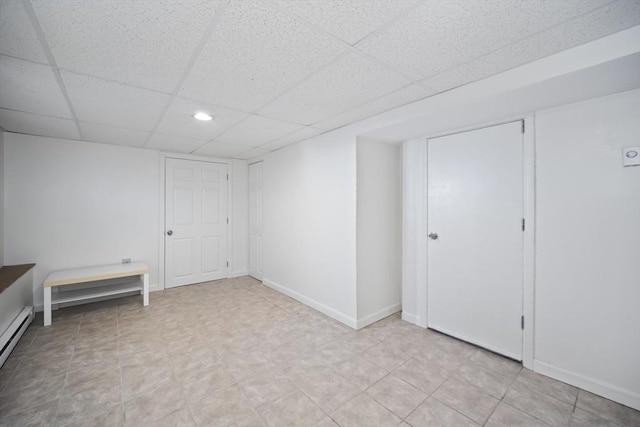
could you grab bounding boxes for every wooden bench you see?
[43,262,149,326]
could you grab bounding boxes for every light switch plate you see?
[622,146,640,166]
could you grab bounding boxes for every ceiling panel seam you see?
[268,1,427,89]
[143,0,231,149]
[22,0,84,140]
[420,0,621,84]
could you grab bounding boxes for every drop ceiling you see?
[0,0,638,159]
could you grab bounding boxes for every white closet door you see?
[427,121,524,360]
[165,158,228,288]
[249,162,263,280]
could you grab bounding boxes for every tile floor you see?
[0,276,638,427]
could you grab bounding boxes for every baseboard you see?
[402,311,428,328]
[229,271,249,279]
[533,359,640,411]
[356,303,401,329]
[262,278,358,329]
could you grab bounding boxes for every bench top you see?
[44,262,148,287]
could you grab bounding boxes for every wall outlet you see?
[122,258,131,264]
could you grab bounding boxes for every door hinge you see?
[521,315,525,330]
[226,261,229,267]
[522,218,525,231]
[226,174,229,181]
[227,217,229,224]
[521,120,525,133]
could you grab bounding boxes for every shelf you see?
[52,282,142,305]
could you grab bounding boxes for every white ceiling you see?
[0,0,638,159]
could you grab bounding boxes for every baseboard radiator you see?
[0,306,34,368]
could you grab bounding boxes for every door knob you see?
[166,230,173,236]
[428,232,438,240]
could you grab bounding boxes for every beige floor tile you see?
[406,397,479,427]
[485,402,547,427]
[0,372,66,416]
[189,385,254,427]
[230,409,268,427]
[331,394,401,427]
[453,361,513,399]
[412,344,467,375]
[55,400,124,427]
[285,365,360,413]
[182,365,237,403]
[363,343,411,372]
[470,349,522,379]
[433,378,499,425]
[151,408,197,427]
[239,368,297,408]
[124,379,186,425]
[367,374,427,419]
[576,390,640,426]
[121,358,175,399]
[314,416,339,427]
[331,355,388,391]
[515,368,579,405]
[503,381,574,426]
[569,407,620,426]
[393,358,448,395]
[257,390,325,427]
[0,399,59,427]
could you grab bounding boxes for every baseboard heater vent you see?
[0,306,34,368]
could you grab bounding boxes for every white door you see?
[427,121,524,360]
[249,162,263,280]
[165,158,228,288]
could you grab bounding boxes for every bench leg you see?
[44,287,52,326]
[142,273,149,306]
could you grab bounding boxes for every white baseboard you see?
[262,278,358,329]
[356,303,401,329]
[402,311,428,328]
[229,271,249,279]
[533,359,640,411]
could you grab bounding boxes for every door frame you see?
[248,160,263,281]
[158,153,233,291]
[421,115,535,368]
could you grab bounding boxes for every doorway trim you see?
[157,152,233,291]
[403,114,535,368]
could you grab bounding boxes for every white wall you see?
[534,89,640,409]
[356,139,401,328]
[4,133,161,308]
[0,131,4,267]
[261,135,358,326]
[230,159,248,277]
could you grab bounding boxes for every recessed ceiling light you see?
[193,111,213,121]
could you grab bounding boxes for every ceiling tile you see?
[356,0,611,80]
[214,115,303,147]
[0,56,72,118]
[261,126,326,150]
[260,53,413,125]
[0,0,48,63]
[31,0,222,93]
[424,1,640,93]
[179,0,346,111]
[61,71,170,131]
[155,97,248,141]
[275,0,419,45]
[145,133,207,153]
[79,122,149,148]
[234,147,270,160]
[313,83,434,130]
[0,108,80,140]
[193,142,252,158]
